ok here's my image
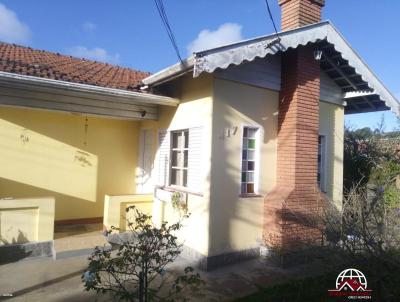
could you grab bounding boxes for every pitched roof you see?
[143,21,400,116]
[0,42,150,91]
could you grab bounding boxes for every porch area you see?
[0,193,154,262]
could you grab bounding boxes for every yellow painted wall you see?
[0,106,140,221]
[319,101,344,208]
[209,78,279,256]
[0,197,54,244]
[103,194,153,232]
[143,74,213,256]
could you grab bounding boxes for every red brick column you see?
[264,45,321,249]
[279,0,325,31]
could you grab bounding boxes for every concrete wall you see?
[0,106,140,221]
[319,101,344,208]
[209,78,279,256]
[103,194,153,232]
[0,197,54,244]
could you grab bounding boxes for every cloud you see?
[83,21,96,32]
[187,23,243,54]
[67,46,120,64]
[0,3,31,44]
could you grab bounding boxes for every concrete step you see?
[54,224,111,259]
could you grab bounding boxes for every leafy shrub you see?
[82,206,204,302]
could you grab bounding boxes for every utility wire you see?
[153,0,183,63]
[265,0,279,36]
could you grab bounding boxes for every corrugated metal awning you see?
[143,21,399,116]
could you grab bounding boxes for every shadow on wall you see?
[0,230,33,264]
[0,117,98,202]
[0,106,141,221]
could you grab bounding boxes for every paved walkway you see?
[0,255,318,301]
[54,223,110,259]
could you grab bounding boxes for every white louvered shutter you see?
[157,130,170,186]
[187,127,203,193]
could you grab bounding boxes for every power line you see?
[153,0,183,64]
[265,0,279,36]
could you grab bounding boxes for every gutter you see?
[142,57,195,87]
[0,71,179,107]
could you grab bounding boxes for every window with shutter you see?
[157,130,170,186]
[157,127,203,193]
[187,127,203,193]
[170,130,189,187]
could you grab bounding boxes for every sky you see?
[0,0,399,131]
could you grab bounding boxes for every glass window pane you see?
[242,150,247,160]
[241,172,247,182]
[247,128,257,138]
[243,128,248,138]
[183,150,188,167]
[184,131,189,148]
[248,150,255,160]
[171,169,180,185]
[248,139,256,149]
[171,151,179,167]
[173,132,184,149]
[172,132,179,148]
[248,161,254,171]
[247,183,254,194]
[183,170,187,187]
[241,183,246,194]
[247,172,254,182]
[242,160,247,171]
[242,138,247,148]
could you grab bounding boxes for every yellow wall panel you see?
[0,107,140,220]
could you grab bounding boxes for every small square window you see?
[248,139,256,149]
[241,126,259,195]
[242,150,247,160]
[248,161,255,171]
[247,183,254,194]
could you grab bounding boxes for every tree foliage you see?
[344,125,400,206]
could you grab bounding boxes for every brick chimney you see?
[279,0,325,31]
[263,0,324,253]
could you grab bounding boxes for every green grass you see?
[236,270,400,302]
[235,273,340,302]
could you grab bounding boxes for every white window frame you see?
[318,134,327,192]
[240,125,260,196]
[169,129,189,188]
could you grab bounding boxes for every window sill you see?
[155,185,203,197]
[239,194,264,199]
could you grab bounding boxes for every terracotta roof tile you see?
[0,42,151,91]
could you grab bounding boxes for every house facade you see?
[1,0,399,269]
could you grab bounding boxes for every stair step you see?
[54,230,111,260]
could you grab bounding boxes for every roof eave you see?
[142,21,399,116]
[142,56,195,87]
[0,71,179,107]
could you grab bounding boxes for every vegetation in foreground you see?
[82,207,204,302]
[240,125,400,302]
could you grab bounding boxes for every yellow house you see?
[1,0,399,269]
